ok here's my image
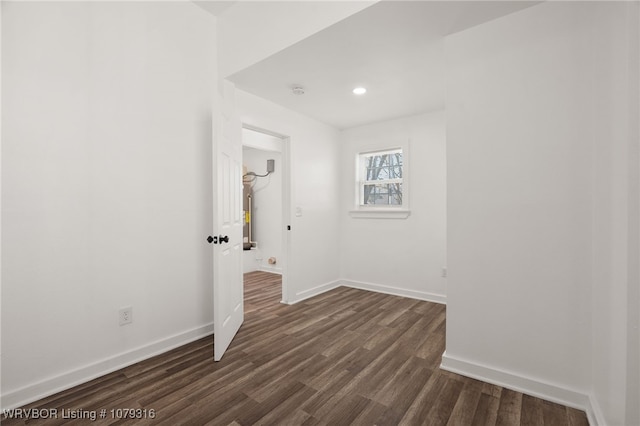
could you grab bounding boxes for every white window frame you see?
[350,142,410,219]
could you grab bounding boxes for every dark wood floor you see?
[3,271,589,425]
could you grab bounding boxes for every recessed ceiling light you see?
[353,87,367,95]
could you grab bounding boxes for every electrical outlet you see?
[119,306,133,326]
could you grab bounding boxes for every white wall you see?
[339,111,446,303]
[218,1,376,78]
[445,0,593,408]
[1,1,216,408]
[443,2,638,424]
[590,3,640,426]
[0,1,4,404]
[627,7,640,424]
[236,90,342,303]
[242,143,283,274]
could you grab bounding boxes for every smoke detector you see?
[291,86,305,95]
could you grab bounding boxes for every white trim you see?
[287,279,445,306]
[258,265,282,274]
[353,140,410,212]
[587,392,606,426]
[3,281,604,426]
[360,147,402,157]
[340,279,446,304]
[1,323,214,411]
[349,209,411,219]
[357,149,404,207]
[440,352,596,423]
[242,123,288,140]
[239,123,291,314]
[280,135,292,309]
[284,280,342,305]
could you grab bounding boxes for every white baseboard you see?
[440,351,596,423]
[587,392,606,426]
[6,282,604,426]
[1,323,214,411]
[285,280,341,305]
[340,279,446,305]
[258,265,282,275]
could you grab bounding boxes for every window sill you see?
[349,209,411,219]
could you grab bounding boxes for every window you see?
[349,144,411,219]
[359,149,403,206]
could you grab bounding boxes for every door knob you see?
[219,235,229,243]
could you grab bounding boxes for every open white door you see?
[211,80,244,361]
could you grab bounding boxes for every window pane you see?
[378,166,391,180]
[389,183,403,205]
[390,165,402,179]
[362,183,403,205]
[364,152,403,182]
[359,149,403,207]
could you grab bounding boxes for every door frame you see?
[241,124,292,304]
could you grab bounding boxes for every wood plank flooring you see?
[3,271,589,425]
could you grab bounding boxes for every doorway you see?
[241,125,290,304]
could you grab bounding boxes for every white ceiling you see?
[229,1,539,130]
